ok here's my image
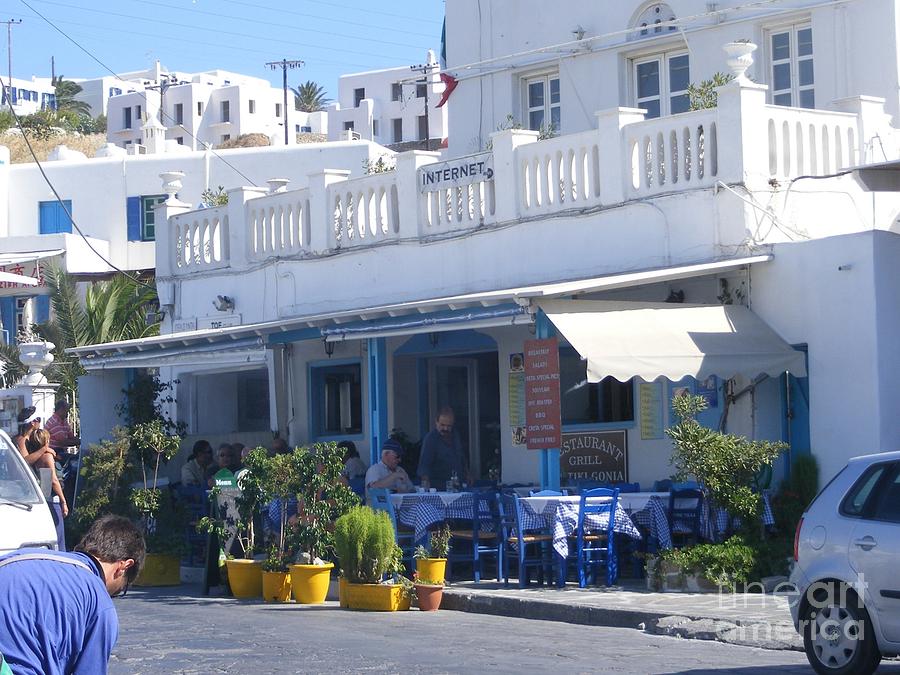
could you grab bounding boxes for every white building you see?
[327,51,447,149]
[1,77,56,116]
[69,0,900,492]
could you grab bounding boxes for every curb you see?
[441,590,803,651]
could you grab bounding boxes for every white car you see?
[0,430,58,554]
[790,450,900,675]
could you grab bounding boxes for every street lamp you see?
[265,59,304,146]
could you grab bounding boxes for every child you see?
[26,428,68,518]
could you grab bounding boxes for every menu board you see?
[524,338,562,450]
[639,382,663,440]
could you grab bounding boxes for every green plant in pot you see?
[414,524,450,584]
[334,506,411,611]
[412,571,445,611]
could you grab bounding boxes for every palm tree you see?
[51,75,92,116]
[292,80,330,112]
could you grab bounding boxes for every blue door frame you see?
[781,346,810,480]
[368,337,389,466]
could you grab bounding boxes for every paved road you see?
[111,587,899,674]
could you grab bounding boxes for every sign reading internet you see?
[418,152,493,193]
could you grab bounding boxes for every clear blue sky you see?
[8,0,445,98]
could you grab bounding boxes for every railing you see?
[172,206,229,271]
[625,110,718,198]
[247,189,310,260]
[764,105,858,179]
[421,154,496,232]
[328,172,400,249]
[517,130,603,214]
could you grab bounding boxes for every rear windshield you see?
[0,437,43,505]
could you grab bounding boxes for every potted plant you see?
[253,449,299,602]
[645,536,756,592]
[261,544,293,602]
[414,524,450,584]
[412,572,444,611]
[287,442,359,604]
[334,506,411,611]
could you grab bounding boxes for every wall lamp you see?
[323,339,335,357]
[213,295,235,312]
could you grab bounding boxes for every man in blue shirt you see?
[0,515,145,675]
[417,406,469,489]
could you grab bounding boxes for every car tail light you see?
[793,517,804,562]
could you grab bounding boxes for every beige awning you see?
[538,299,807,382]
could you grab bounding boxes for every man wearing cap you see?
[364,438,414,503]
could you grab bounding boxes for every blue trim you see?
[267,327,321,345]
[368,338,389,466]
[126,196,142,242]
[395,329,498,356]
[0,298,16,345]
[38,200,73,234]
[416,357,429,440]
[33,296,51,325]
[535,310,560,491]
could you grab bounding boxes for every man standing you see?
[0,515,145,675]
[365,438,414,502]
[417,406,468,490]
[44,400,80,506]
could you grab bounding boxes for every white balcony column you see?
[155,171,191,306]
[226,186,267,272]
[715,79,769,188]
[595,107,646,204]
[308,169,351,253]
[832,96,892,164]
[393,150,440,238]
[489,128,540,222]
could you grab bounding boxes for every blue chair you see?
[651,479,673,492]
[615,482,641,493]
[368,488,416,564]
[575,487,620,587]
[499,493,554,588]
[528,489,568,497]
[668,487,704,547]
[448,491,502,582]
[348,476,365,502]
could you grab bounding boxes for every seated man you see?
[364,438,413,503]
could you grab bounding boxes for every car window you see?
[873,464,900,523]
[0,440,43,505]
[841,463,889,517]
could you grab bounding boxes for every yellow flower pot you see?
[415,557,447,584]
[262,571,292,602]
[290,563,334,604]
[345,582,411,611]
[338,576,349,608]
[225,559,263,599]
[134,553,181,587]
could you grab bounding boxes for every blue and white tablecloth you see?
[617,493,672,550]
[701,491,776,541]
[389,492,482,544]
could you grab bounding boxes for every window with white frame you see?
[524,73,560,133]
[769,24,814,108]
[634,51,689,119]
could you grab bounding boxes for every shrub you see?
[772,454,819,537]
[656,536,756,589]
[334,506,396,584]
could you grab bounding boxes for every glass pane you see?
[797,27,813,56]
[799,89,815,109]
[670,93,690,114]
[549,78,560,104]
[842,465,886,516]
[772,31,790,61]
[799,59,814,86]
[560,349,599,424]
[529,109,545,131]
[642,99,660,119]
[774,93,792,107]
[773,63,792,91]
[873,466,900,522]
[668,54,690,92]
[528,81,544,108]
[550,105,560,131]
[637,60,660,98]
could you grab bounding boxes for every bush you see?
[657,536,756,589]
[334,506,396,584]
[772,454,819,537]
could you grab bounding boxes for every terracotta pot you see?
[415,583,443,611]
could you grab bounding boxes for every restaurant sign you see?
[524,337,562,450]
[559,430,628,483]
[418,152,493,193]
[0,258,47,297]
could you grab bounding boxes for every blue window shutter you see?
[0,298,16,345]
[39,201,57,234]
[34,296,51,325]
[126,196,142,241]
[58,200,73,234]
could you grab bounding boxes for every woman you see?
[180,440,213,486]
[13,406,55,469]
[26,428,68,517]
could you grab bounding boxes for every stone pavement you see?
[442,581,803,651]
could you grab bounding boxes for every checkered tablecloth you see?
[700,491,776,541]
[621,495,672,550]
[390,492,481,544]
[519,496,642,558]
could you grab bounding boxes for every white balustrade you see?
[626,110,719,197]
[328,172,400,249]
[246,189,311,260]
[421,157,496,232]
[764,105,858,179]
[516,130,603,214]
[172,206,229,271]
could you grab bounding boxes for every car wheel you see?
[801,582,881,675]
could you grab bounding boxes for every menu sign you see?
[524,337,561,450]
[559,430,628,483]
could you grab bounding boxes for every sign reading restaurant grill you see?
[524,337,562,450]
[559,430,628,483]
[418,152,493,193]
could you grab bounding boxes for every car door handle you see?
[853,536,877,550]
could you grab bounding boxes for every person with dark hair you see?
[181,439,213,486]
[0,514,145,674]
[269,437,290,457]
[417,406,469,490]
[12,406,55,469]
[338,440,366,480]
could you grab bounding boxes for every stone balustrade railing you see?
[157,81,896,279]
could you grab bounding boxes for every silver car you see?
[790,450,900,675]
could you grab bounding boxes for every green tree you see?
[292,80,330,112]
[688,72,735,111]
[52,75,91,116]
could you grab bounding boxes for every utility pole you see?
[410,61,435,151]
[146,73,176,126]
[265,59,304,146]
[2,19,22,103]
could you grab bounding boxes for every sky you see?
[7,0,446,99]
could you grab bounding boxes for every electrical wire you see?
[0,75,157,290]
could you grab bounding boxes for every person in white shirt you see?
[364,438,413,503]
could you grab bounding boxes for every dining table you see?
[389,490,481,545]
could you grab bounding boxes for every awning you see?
[75,337,267,371]
[538,299,807,382]
[0,249,63,289]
